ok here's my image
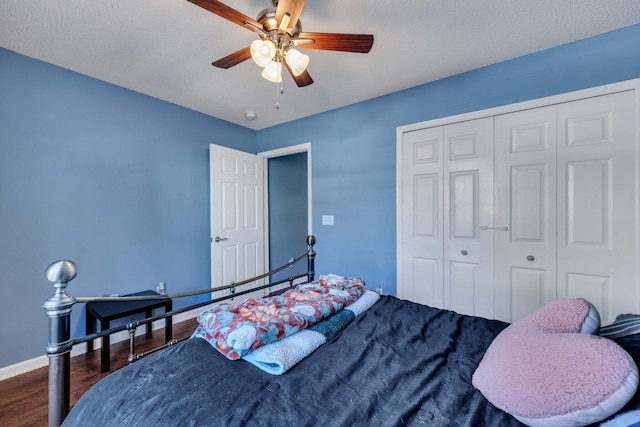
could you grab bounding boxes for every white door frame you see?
[258,142,313,275]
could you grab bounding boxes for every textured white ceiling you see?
[1,0,640,130]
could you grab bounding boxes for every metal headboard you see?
[42,235,316,427]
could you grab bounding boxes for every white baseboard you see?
[0,306,207,382]
[0,354,49,382]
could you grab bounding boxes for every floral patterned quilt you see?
[192,275,365,360]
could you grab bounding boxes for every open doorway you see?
[260,143,312,284]
[267,152,308,281]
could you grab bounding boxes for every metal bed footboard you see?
[42,235,316,427]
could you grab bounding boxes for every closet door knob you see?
[461,250,468,256]
[526,255,535,262]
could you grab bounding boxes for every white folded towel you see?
[243,289,381,375]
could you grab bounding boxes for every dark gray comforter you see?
[63,296,523,427]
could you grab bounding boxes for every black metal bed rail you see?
[67,271,310,348]
[72,245,314,305]
[42,235,316,427]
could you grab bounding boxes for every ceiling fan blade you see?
[283,61,313,87]
[276,0,306,28]
[212,46,252,69]
[297,32,374,53]
[187,0,261,29]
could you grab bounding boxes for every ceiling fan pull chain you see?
[275,78,284,109]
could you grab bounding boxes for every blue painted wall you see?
[2,23,640,369]
[0,48,256,368]
[257,23,640,296]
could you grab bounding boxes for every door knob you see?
[213,237,228,242]
[526,255,535,262]
[461,250,468,256]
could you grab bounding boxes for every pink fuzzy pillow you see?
[472,298,639,427]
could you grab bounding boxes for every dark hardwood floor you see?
[0,318,198,427]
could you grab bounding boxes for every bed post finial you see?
[43,260,78,427]
[306,235,316,282]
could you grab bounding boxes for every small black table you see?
[86,290,172,372]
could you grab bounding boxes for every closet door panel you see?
[566,273,610,315]
[557,91,637,323]
[444,118,494,319]
[494,106,557,322]
[566,159,610,245]
[511,165,546,241]
[511,267,546,320]
[449,261,478,315]
[450,171,478,238]
[399,127,445,307]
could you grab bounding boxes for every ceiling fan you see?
[187,0,374,87]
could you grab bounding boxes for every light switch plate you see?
[322,215,334,226]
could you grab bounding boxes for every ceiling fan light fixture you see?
[198,0,374,88]
[284,48,309,76]
[261,60,282,83]
[250,39,276,67]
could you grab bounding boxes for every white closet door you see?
[557,91,637,323]
[443,118,495,318]
[398,84,639,323]
[399,127,445,307]
[494,106,557,322]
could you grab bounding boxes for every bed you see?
[43,237,640,427]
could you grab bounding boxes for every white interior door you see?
[494,106,557,322]
[210,144,265,299]
[443,118,495,319]
[557,91,637,323]
[398,127,445,307]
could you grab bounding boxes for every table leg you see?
[86,312,95,352]
[100,319,110,373]
[145,309,152,337]
[165,301,173,343]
